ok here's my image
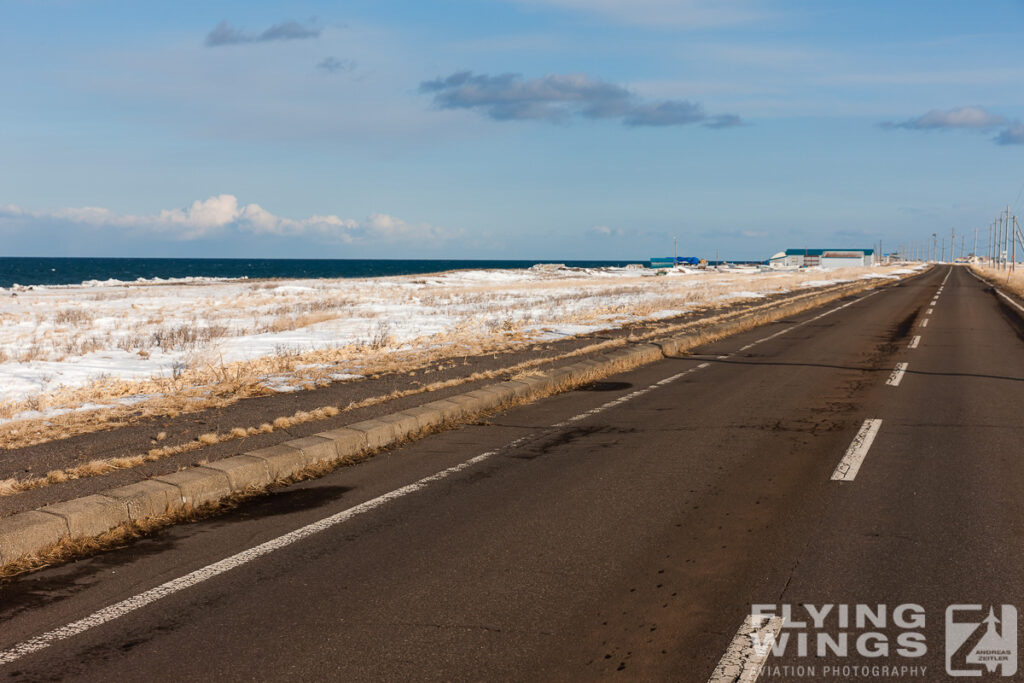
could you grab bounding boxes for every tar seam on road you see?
[908,335,921,349]
[886,362,909,387]
[707,614,784,683]
[831,418,884,482]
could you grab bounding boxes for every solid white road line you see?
[886,362,908,387]
[737,290,881,353]
[995,289,1024,314]
[0,287,898,667]
[921,318,929,327]
[708,614,784,683]
[560,363,706,424]
[0,451,497,666]
[0,356,721,667]
[964,267,1024,313]
[831,419,883,481]
[908,335,921,349]
[739,326,794,351]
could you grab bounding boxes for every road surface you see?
[2,265,1023,681]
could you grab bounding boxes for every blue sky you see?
[3,0,1024,260]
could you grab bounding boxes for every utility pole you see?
[998,214,1003,269]
[941,238,945,263]
[999,211,1004,269]
[1004,210,1009,270]
[1004,206,1011,270]
[951,227,955,261]
[932,233,937,262]
[992,221,996,266]
[974,227,978,261]
[961,234,965,261]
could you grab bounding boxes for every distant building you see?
[769,248,875,269]
[650,256,701,268]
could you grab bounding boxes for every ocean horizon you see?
[0,256,652,288]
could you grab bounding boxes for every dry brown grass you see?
[0,405,342,497]
[0,273,915,577]
[1,265,893,399]
[0,274,900,498]
[0,272,880,458]
[972,264,1024,299]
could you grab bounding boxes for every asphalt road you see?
[2,265,1023,682]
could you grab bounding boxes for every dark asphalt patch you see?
[216,485,356,522]
[577,381,633,392]
[514,425,638,459]
[889,308,921,342]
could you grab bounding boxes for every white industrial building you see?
[769,248,875,269]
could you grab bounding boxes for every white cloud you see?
[0,195,456,244]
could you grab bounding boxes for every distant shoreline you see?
[0,257,776,288]
[0,257,651,288]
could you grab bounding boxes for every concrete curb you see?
[0,273,918,570]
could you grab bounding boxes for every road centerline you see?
[707,614,784,683]
[831,418,883,482]
[886,362,909,387]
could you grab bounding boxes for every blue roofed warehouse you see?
[768,248,875,269]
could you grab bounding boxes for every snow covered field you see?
[0,264,914,439]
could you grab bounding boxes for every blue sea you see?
[0,257,649,288]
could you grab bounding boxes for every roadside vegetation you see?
[972,264,1024,299]
[0,265,908,449]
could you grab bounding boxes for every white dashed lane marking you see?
[0,283,896,670]
[908,335,920,349]
[831,419,884,482]
[708,614,784,683]
[886,362,908,387]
